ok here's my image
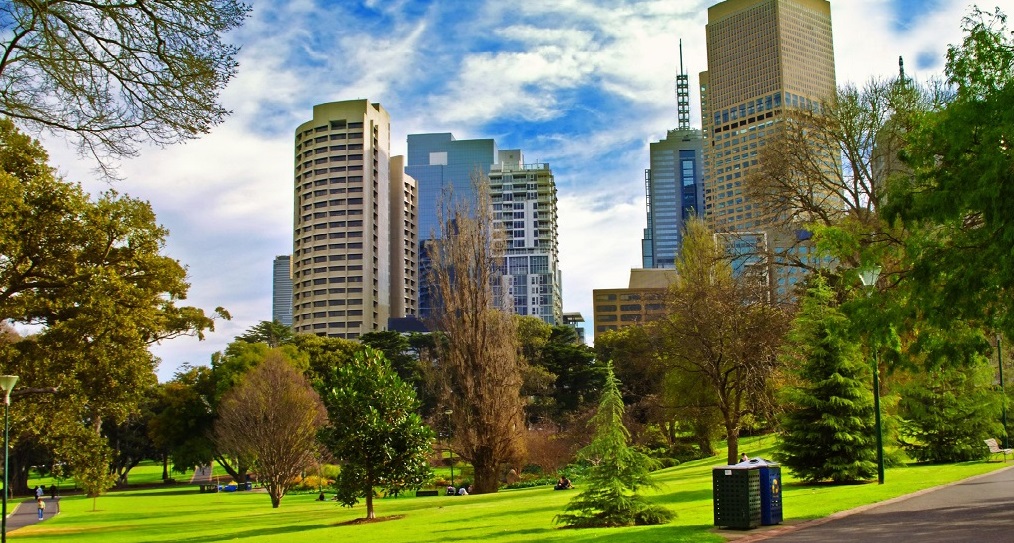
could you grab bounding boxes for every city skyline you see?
[35,0,975,380]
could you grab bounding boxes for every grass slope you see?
[15,436,1008,542]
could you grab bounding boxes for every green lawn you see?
[14,436,1009,542]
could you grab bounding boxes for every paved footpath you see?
[732,465,1014,543]
[6,496,60,532]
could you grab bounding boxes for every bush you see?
[291,475,332,491]
[504,477,557,489]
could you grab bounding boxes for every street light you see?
[443,409,454,487]
[859,267,885,485]
[0,375,18,543]
[999,334,1008,448]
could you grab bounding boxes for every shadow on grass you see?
[141,522,332,542]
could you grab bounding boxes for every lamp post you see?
[859,267,885,485]
[443,409,454,487]
[1000,334,1008,448]
[0,375,19,543]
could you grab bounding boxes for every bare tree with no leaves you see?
[214,352,327,508]
[426,171,526,494]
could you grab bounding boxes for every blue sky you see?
[44,0,979,380]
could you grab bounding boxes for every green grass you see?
[14,436,1009,542]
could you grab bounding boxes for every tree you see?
[883,7,1014,337]
[898,359,1000,463]
[317,347,433,520]
[555,364,673,528]
[776,277,878,483]
[0,0,249,167]
[148,366,217,480]
[0,120,222,493]
[214,352,327,508]
[655,217,790,464]
[426,173,526,494]
[234,320,295,348]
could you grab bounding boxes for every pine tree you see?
[554,364,673,528]
[777,277,878,483]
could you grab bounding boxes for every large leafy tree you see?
[884,7,1014,337]
[317,347,433,520]
[0,0,249,167]
[777,277,878,483]
[0,120,220,495]
[555,364,673,528]
[148,365,218,479]
[215,352,327,508]
[654,218,790,464]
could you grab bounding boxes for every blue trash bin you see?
[745,458,782,526]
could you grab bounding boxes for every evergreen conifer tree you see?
[554,363,673,527]
[777,277,878,482]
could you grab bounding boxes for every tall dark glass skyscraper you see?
[642,129,704,268]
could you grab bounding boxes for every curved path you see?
[734,465,1014,542]
[5,496,60,532]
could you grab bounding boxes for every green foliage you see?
[317,347,433,519]
[555,364,674,528]
[898,360,1000,462]
[0,119,220,493]
[234,320,295,347]
[883,7,1014,336]
[777,277,878,483]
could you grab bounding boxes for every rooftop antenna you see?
[676,39,690,131]
[898,55,908,86]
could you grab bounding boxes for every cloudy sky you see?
[44,0,982,380]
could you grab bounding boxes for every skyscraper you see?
[406,133,497,318]
[291,100,417,338]
[701,0,836,233]
[272,255,293,327]
[643,41,704,269]
[488,149,563,325]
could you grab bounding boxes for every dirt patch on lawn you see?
[336,515,405,526]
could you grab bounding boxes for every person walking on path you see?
[36,498,45,520]
[34,486,42,500]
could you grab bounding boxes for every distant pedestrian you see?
[34,486,43,499]
[36,498,45,520]
[50,484,57,499]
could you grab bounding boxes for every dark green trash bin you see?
[712,465,761,529]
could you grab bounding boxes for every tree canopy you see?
[0,0,249,167]
[317,347,433,520]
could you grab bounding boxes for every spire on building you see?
[676,39,691,131]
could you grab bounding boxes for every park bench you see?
[199,484,219,493]
[415,490,439,497]
[984,438,1012,462]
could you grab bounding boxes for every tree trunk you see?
[365,484,375,519]
[726,422,740,465]
[161,454,169,481]
[471,447,499,494]
[269,484,281,508]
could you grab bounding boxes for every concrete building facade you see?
[701,0,836,233]
[592,269,676,341]
[701,0,836,298]
[488,149,563,325]
[291,100,416,338]
[272,255,293,327]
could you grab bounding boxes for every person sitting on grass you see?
[554,475,572,490]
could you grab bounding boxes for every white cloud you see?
[29,0,978,377]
